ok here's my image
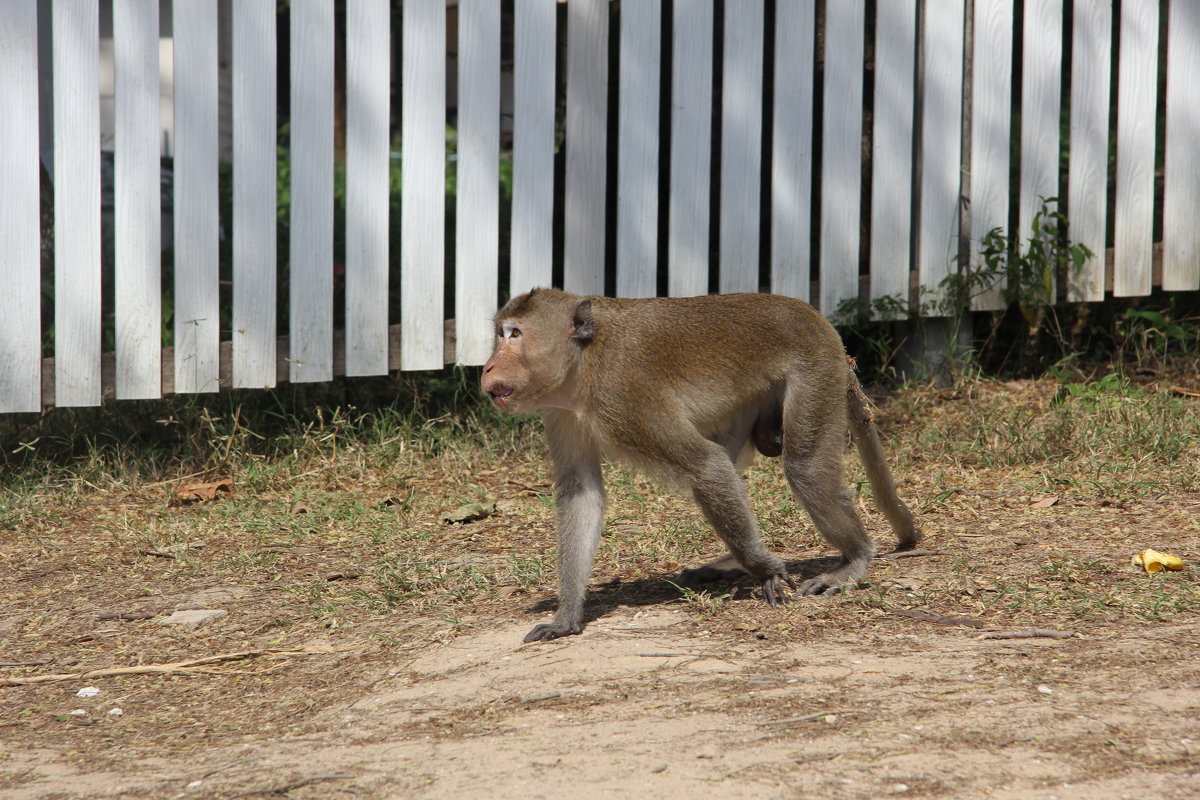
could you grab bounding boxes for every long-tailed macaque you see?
[483,289,920,642]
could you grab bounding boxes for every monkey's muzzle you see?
[485,382,515,408]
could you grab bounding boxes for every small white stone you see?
[107,708,123,716]
[69,709,87,716]
[76,686,101,698]
[156,609,228,629]
[892,784,910,794]
[1038,685,1053,695]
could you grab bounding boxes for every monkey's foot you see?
[797,572,861,596]
[523,621,582,643]
[760,572,798,607]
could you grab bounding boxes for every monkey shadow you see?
[526,555,847,625]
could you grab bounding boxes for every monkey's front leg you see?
[525,411,606,643]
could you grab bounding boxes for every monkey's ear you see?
[570,300,596,341]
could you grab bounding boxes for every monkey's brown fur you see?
[483,288,920,642]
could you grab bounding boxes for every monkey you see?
[482,288,920,642]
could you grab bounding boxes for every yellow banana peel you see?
[1131,549,1185,574]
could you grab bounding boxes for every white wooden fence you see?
[1,0,1197,412]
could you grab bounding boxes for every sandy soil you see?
[4,598,1198,800]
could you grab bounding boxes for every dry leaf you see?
[1030,496,1059,509]
[290,501,314,515]
[175,480,233,503]
[442,502,496,524]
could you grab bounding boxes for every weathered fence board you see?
[669,0,714,298]
[290,0,335,383]
[1019,0,1063,298]
[510,0,556,297]
[718,0,764,295]
[232,0,277,388]
[968,0,1013,311]
[52,0,102,408]
[1113,0,1159,297]
[1163,0,1200,292]
[820,0,865,316]
[616,0,661,299]
[870,0,917,317]
[114,0,162,399]
[564,0,608,296]
[770,0,815,302]
[401,0,446,369]
[917,0,965,311]
[1067,0,1112,302]
[0,2,41,413]
[345,0,391,375]
[173,0,220,394]
[455,0,501,366]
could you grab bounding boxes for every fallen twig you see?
[875,549,944,560]
[761,709,863,726]
[502,692,561,709]
[893,608,985,629]
[2,646,352,686]
[96,611,157,621]
[977,629,1078,640]
[0,660,50,668]
[637,652,691,658]
[232,773,354,797]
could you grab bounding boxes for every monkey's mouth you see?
[487,384,515,406]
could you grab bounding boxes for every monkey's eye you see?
[502,321,522,340]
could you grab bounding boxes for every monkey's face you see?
[482,316,578,413]
[483,290,593,414]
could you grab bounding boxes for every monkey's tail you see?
[846,372,922,550]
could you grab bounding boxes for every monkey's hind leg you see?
[781,385,876,595]
[687,447,797,606]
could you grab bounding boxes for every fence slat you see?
[401,0,446,369]
[770,0,815,301]
[669,0,713,298]
[564,0,608,296]
[718,0,764,295]
[869,0,916,317]
[1113,0,1159,297]
[510,0,555,297]
[917,0,965,311]
[616,0,661,299]
[819,0,864,315]
[173,0,220,394]
[1018,0,1063,299]
[0,2,41,413]
[968,0,1013,310]
[1067,0,1111,302]
[289,0,334,382]
[232,0,277,388]
[455,0,500,365]
[114,0,162,399]
[1162,0,1200,291]
[346,0,391,374]
[53,0,101,407]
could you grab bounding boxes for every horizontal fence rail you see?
[1,0,1196,412]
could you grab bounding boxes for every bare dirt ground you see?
[2,378,1199,798]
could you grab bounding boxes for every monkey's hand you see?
[760,571,798,607]
[523,620,582,643]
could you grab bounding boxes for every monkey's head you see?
[482,289,595,413]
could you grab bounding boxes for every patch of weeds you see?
[665,580,733,617]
